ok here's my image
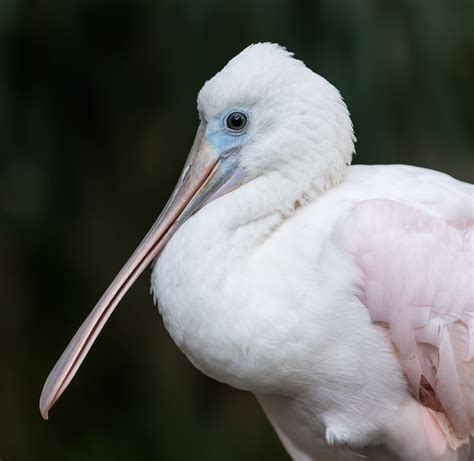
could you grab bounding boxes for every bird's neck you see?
[205,169,345,254]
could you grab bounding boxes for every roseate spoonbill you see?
[40,43,473,460]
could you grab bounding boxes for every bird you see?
[40,43,473,460]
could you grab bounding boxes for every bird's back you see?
[332,164,472,223]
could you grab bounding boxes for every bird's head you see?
[40,43,355,419]
[196,42,355,208]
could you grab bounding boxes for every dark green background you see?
[1,1,473,460]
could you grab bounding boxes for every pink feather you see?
[337,199,474,439]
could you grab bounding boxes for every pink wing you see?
[337,199,474,440]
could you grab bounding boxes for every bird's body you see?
[154,164,473,459]
[41,44,473,460]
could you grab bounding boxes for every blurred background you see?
[1,1,473,460]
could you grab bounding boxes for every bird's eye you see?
[225,111,248,132]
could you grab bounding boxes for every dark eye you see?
[226,111,248,132]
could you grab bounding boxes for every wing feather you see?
[336,199,474,440]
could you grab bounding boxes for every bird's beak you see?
[40,122,242,419]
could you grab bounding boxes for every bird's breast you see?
[150,199,320,393]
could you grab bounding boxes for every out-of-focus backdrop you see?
[1,1,473,460]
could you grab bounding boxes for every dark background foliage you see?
[1,1,473,460]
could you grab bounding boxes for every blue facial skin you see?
[206,110,249,155]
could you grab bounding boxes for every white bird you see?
[40,43,473,460]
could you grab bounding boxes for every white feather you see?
[151,43,473,460]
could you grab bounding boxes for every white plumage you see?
[41,43,474,460]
